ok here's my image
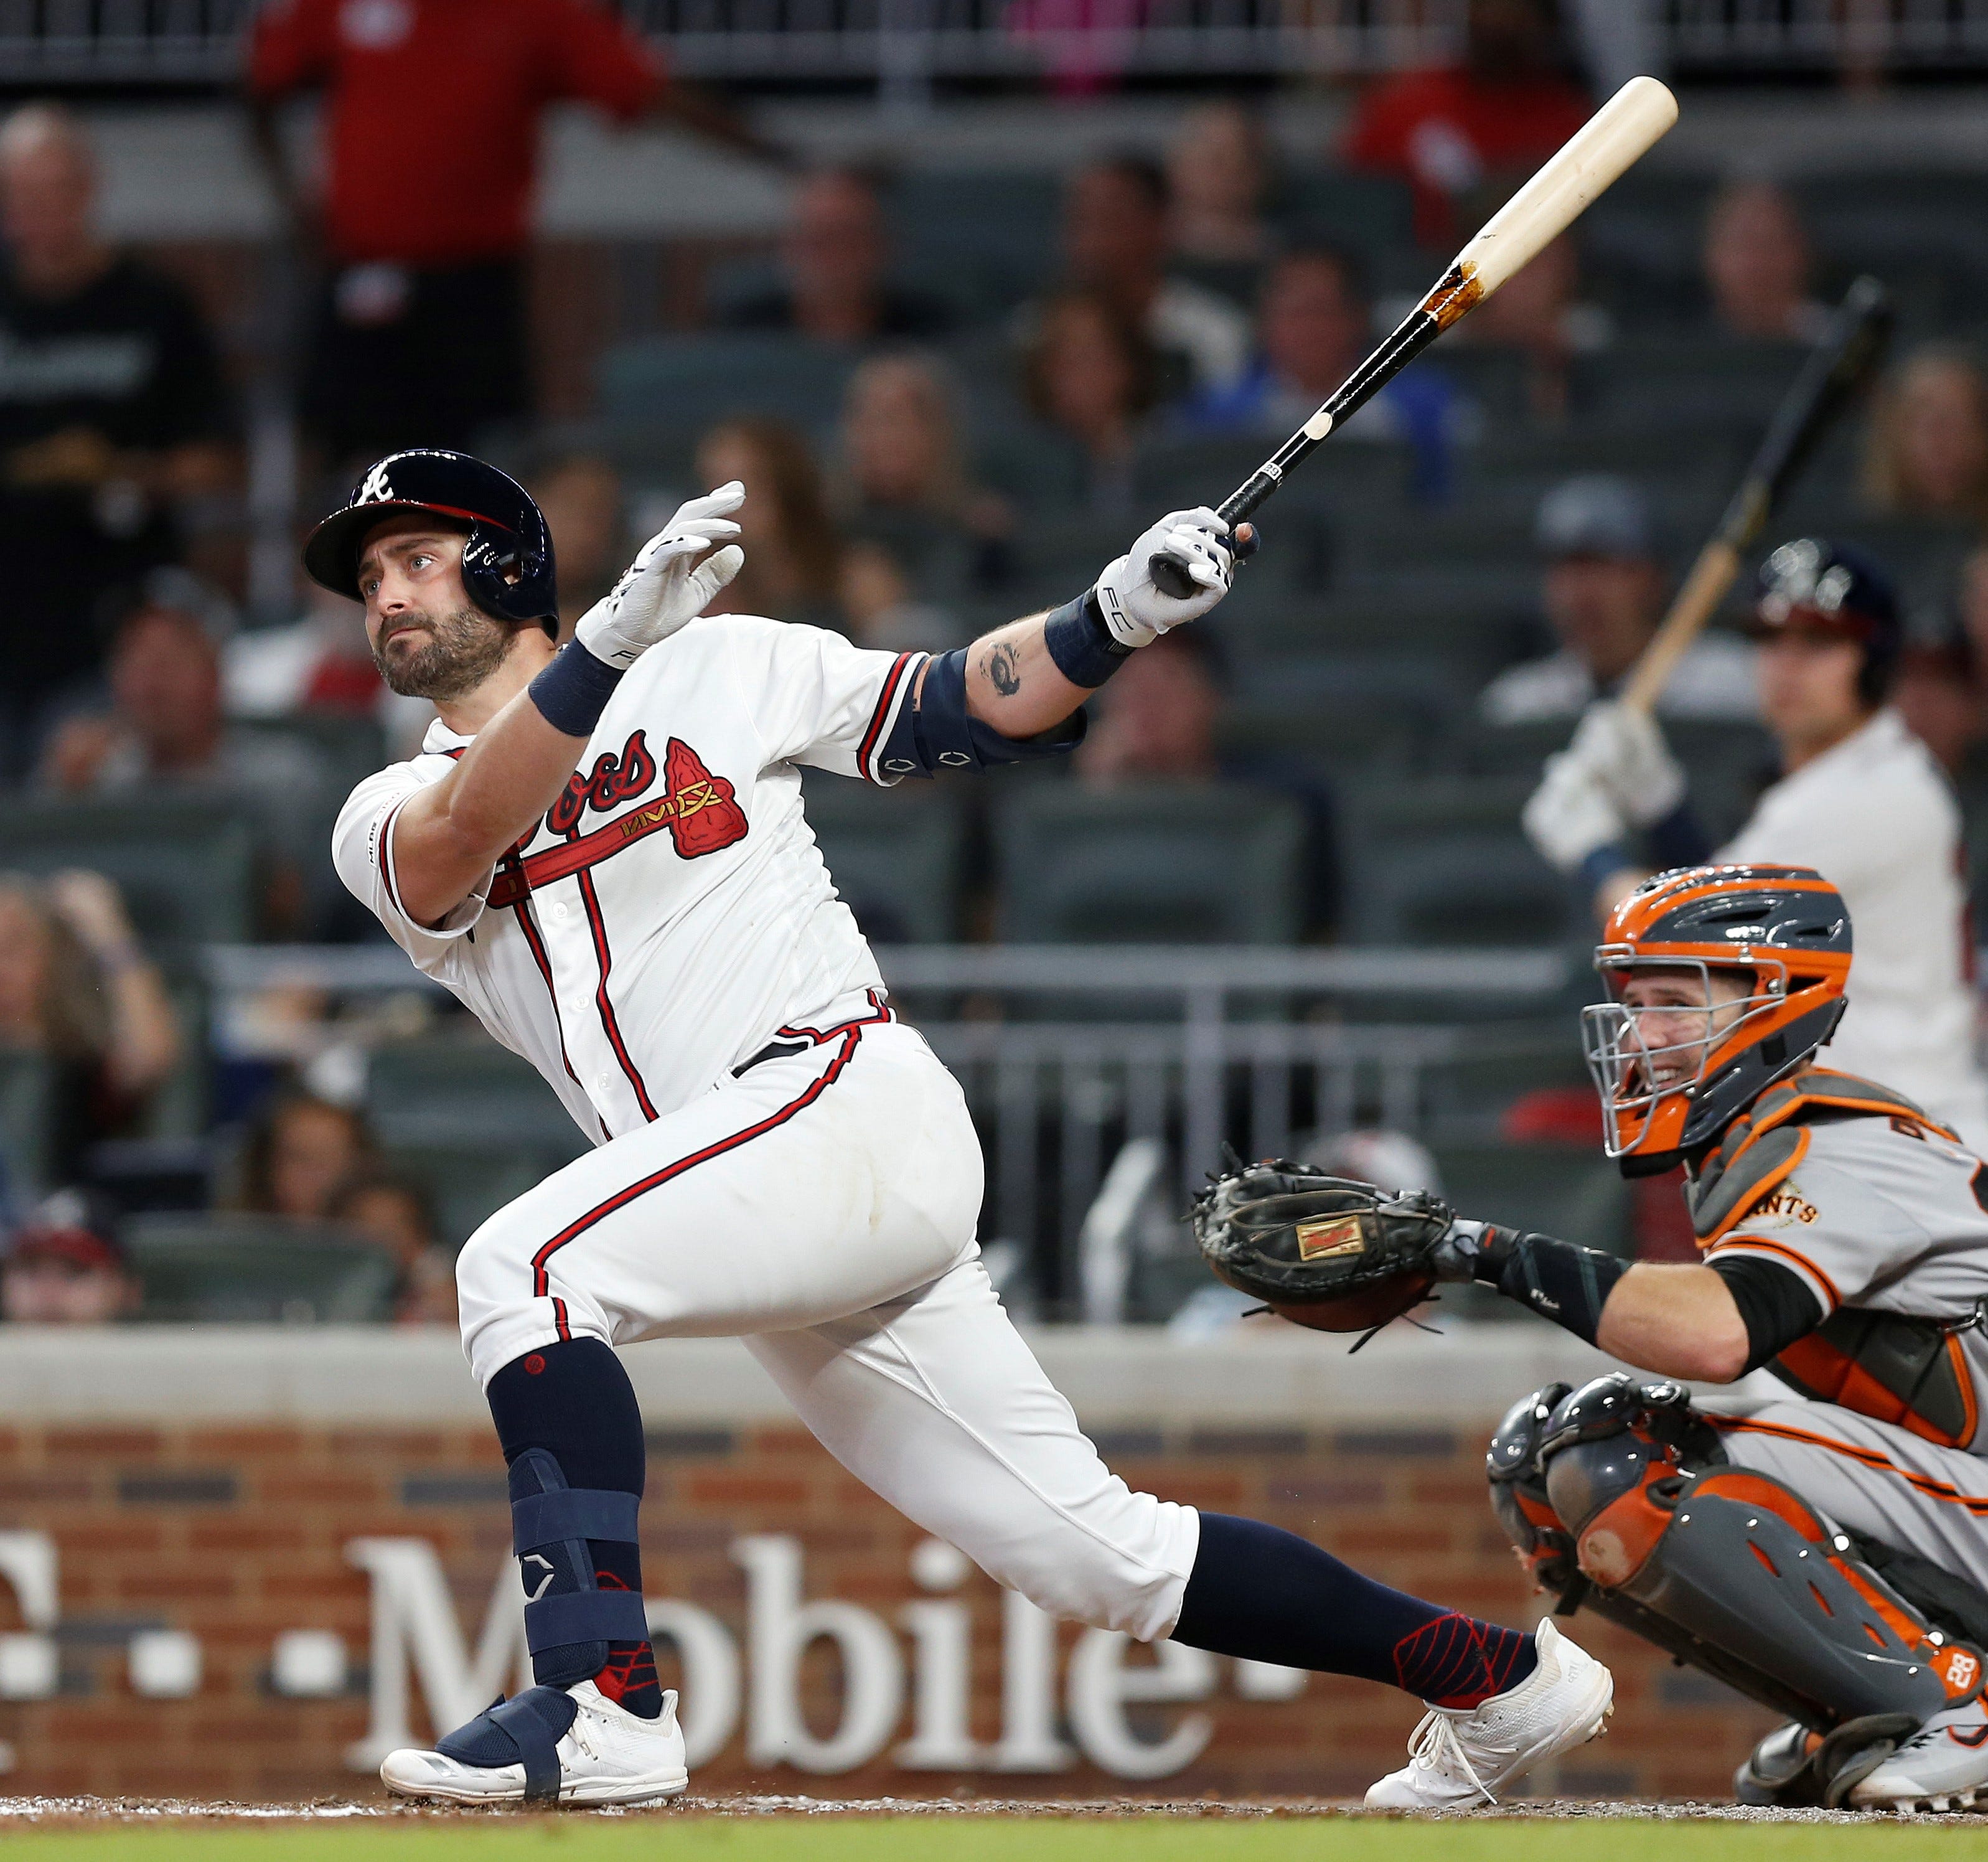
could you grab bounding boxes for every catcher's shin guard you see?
[510,1449,650,1688]
[1540,1401,1981,1731]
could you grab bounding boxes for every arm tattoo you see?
[983,641,1022,698]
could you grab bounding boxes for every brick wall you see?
[0,1416,1775,1802]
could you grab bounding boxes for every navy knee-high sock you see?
[1173,1514,1537,1709]
[486,1338,662,1718]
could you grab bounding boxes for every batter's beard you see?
[373,606,519,701]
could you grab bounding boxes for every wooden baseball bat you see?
[1150,75,1679,598]
[1620,275,1894,714]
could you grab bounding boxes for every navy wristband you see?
[528,642,624,738]
[1577,842,1633,898]
[1043,591,1133,690]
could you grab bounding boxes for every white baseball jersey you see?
[332,614,926,1142]
[334,616,1201,1647]
[1717,707,1988,1149]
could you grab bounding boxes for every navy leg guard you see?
[510,1448,650,1687]
[435,1685,579,1805]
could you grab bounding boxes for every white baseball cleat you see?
[381,1680,688,1807]
[1363,1617,1614,1811]
[1847,1697,1988,1812]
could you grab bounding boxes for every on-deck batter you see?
[314,449,1613,1809]
[1522,538,1988,1150]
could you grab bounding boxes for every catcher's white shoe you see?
[1363,1617,1614,1811]
[1848,1697,1988,1812]
[381,1680,688,1807]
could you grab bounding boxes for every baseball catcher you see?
[1198,863,1988,1811]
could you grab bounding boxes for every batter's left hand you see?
[1093,507,1241,649]
[576,482,746,669]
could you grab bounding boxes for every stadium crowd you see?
[5,0,1988,1320]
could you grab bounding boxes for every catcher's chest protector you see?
[1686,1069,1979,1448]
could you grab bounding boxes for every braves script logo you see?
[547,730,659,836]
[618,738,749,859]
[357,459,395,505]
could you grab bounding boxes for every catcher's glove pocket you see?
[1190,1160,1452,1337]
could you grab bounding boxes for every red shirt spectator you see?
[1343,0,1590,247]
[247,0,660,266]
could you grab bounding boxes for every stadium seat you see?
[1430,1140,1632,1258]
[0,801,256,951]
[125,1213,401,1323]
[1338,776,1577,947]
[595,334,858,446]
[0,1050,53,1200]
[377,1142,563,1251]
[994,783,1306,944]
[365,1033,590,1155]
[889,171,1063,315]
[1272,171,1415,261]
[800,774,965,944]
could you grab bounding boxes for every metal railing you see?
[205,941,1581,1300]
[5,0,1988,87]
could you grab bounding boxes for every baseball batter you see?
[1523,539,1988,1151]
[314,449,1611,1808]
[1445,866,1988,1811]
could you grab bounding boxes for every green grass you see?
[7,1821,1988,1862]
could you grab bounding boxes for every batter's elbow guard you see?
[873,647,1085,779]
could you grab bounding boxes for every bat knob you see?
[1148,551,1199,601]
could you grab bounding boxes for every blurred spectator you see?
[530,454,629,636]
[1,1190,138,1324]
[1456,232,1612,424]
[38,592,332,933]
[719,168,955,344]
[247,0,777,466]
[1182,247,1469,502]
[838,352,1013,596]
[1343,0,1592,248]
[0,105,235,780]
[1055,156,1250,397]
[1076,628,1336,934]
[1020,290,1160,515]
[226,580,380,718]
[235,1088,375,1222]
[1893,639,1981,776]
[1303,1127,1445,1197]
[1167,101,1274,279]
[328,1167,456,1327]
[695,419,845,628]
[1701,181,1829,345]
[1479,475,1757,724]
[1863,344,1988,525]
[0,872,179,1184]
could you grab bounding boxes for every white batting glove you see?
[574,482,746,669]
[1092,506,1235,649]
[1524,748,1631,877]
[1567,700,1686,829]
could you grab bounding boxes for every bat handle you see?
[1146,472,1277,600]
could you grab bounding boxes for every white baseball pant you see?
[455,995,1199,1642]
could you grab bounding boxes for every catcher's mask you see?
[1581,865,1850,1172]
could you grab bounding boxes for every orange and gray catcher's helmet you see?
[1581,865,1851,1172]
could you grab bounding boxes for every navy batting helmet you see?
[1752,537,1901,705]
[303,450,558,633]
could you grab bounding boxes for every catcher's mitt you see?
[1191,1160,1453,1335]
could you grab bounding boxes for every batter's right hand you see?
[575,482,746,669]
[1523,747,1630,877]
